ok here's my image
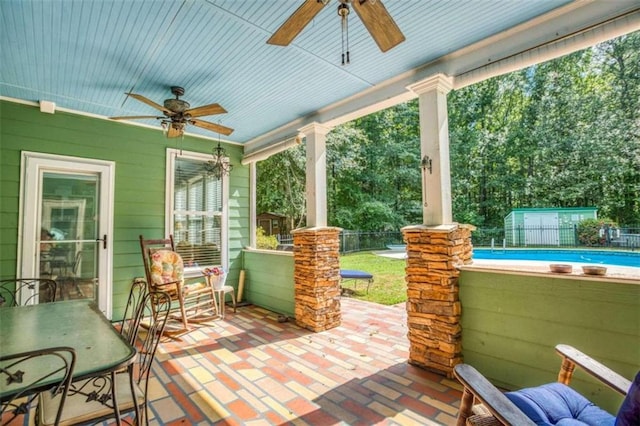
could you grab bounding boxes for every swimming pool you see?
[473,249,640,268]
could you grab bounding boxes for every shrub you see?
[256,227,278,250]
[576,218,618,246]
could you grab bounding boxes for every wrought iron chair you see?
[117,277,149,345]
[0,278,57,307]
[139,235,219,334]
[38,291,171,426]
[0,347,76,426]
[454,344,638,426]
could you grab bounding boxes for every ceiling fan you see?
[110,86,234,138]
[267,0,405,59]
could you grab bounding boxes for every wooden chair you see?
[0,278,57,307]
[0,347,76,426]
[38,291,171,426]
[139,235,219,334]
[454,344,638,426]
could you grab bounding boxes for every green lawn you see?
[339,251,406,305]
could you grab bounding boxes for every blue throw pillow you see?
[616,371,640,426]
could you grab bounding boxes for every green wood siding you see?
[0,101,249,319]
[459,268,640,414]
[242,249,294,317]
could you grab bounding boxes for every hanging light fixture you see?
[206,132,233,178]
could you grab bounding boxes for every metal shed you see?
[504,207,598,246]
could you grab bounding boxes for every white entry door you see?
[19,152,115,317]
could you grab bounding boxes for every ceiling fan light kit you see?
[109,86,234,138]
[267,0,405,64]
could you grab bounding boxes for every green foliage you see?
[257,33,640,231]
[576,218,619,246]
[448,32,640,226]
[256,227,278,250]
[256,145,306,230]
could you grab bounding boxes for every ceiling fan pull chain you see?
[339,2,350,65]
[345,10,350,64]
[341,11,346,65]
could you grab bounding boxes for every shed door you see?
[524,213,559,246]
[259,219,272,235]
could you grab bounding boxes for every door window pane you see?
[39,172,99,301]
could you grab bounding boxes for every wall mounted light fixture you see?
[421,155,432,174]
[421,155,433,207]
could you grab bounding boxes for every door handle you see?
[96,234,107,249]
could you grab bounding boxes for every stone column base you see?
[401,223,474,377]
[292,227,342,332]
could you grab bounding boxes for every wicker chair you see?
[454,344,638,426]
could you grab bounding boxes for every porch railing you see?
[276,230,402,254]
[276,225,640,253]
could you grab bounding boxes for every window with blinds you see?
[170,154,224,268]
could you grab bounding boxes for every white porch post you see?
[249,161,257,248]
[299,123,332,227]
[408,74,454,226]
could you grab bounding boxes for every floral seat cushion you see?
[149,250,208,295]
[150,250,184,286]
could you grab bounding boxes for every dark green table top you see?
[0,299,136,400]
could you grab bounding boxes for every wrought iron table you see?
[0,299,136,421]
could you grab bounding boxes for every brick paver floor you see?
[143,298,462,425]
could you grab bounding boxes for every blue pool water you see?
[473,249,640,268]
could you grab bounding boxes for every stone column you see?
[402,223,474,377]
[292,227,342,332]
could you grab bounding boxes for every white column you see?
[408,74,454,225]
[299,123,332,227]
[249,161,257,248]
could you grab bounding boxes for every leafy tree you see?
[257,32,640,232]
[256,144,306,230]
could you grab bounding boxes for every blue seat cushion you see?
[506,382,615,426]
[340,269,373,280]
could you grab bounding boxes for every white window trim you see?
[165,148,229,276]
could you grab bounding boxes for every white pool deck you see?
[374,250,640,282]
